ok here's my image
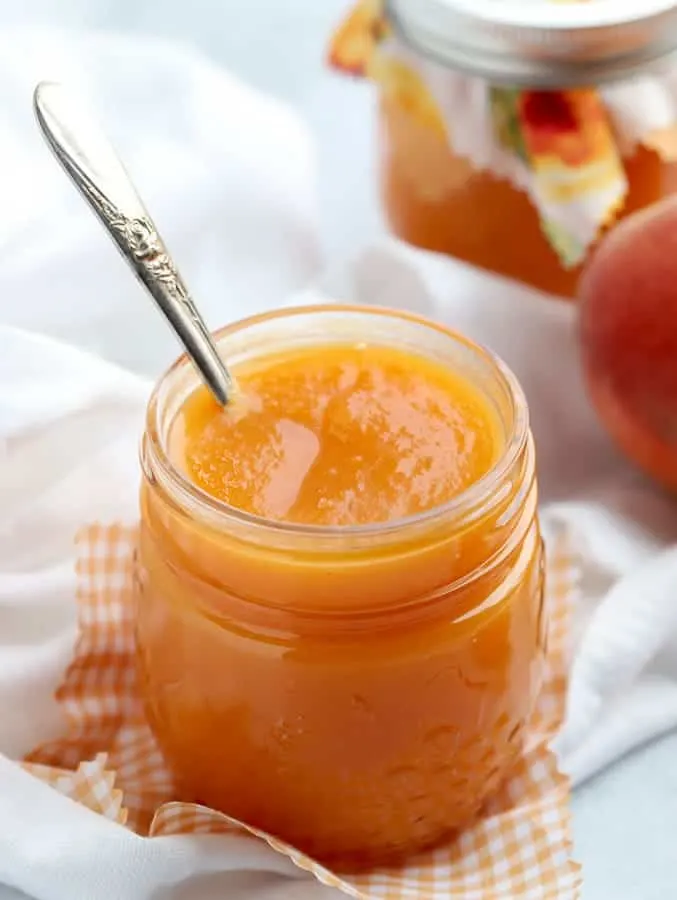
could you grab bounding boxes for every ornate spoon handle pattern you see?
[33,81,234,406]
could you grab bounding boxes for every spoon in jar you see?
[33,81,236,406]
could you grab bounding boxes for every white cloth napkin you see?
[2,26,677,900]
[0,27,322,375]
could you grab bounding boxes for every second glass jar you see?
[329,1,677,299]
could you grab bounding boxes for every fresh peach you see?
[579,196,677,491]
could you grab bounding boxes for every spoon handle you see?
[33,82,234,406]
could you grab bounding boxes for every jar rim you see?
[387,0,677,87]
[143,303,529,547]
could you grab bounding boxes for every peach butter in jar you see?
[329,0,677,299]
[135,305,545,867]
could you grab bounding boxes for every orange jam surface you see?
[137,334,544,866]
[170,343,502,526]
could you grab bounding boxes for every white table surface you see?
[1,2,676,898]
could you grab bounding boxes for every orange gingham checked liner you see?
[25,522,582,899]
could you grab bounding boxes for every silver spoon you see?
[33,81,235,406]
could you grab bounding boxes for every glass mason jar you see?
[135,305,545,867]
[329,0,677,299]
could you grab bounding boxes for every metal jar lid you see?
[386,0,677,87]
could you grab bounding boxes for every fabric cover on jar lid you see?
[387,0,677,86]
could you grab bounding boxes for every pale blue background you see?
[0,2,676,897]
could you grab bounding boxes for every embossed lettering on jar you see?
[135,306,546,867]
